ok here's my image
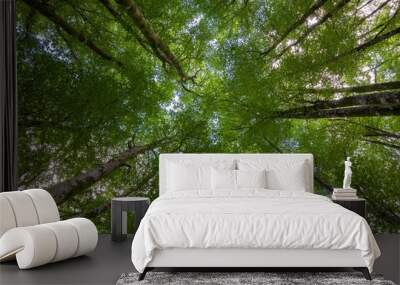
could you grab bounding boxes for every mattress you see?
[131,190,380,273]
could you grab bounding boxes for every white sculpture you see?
[343,157,352,189]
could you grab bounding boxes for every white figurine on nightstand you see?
[343,157,352,189]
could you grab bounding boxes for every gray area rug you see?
[116,272,396,285]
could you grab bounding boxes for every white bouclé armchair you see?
[0,189,98,269]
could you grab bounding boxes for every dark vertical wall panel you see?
[0,0,17,192]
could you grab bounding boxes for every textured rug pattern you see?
[116,272,395,285]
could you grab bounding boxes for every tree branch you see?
[333,118,400,139]
[362,139,400,150]
[355,0,391,28]
[261,0,328,56]
[275,0,350,59]
[22,0,123,67]
[362,2,400,39]
[277,104,400,119]
[329,26,400,63]
[116,0,191,82]
[302,81,400,94]
[81,167,157,218]
[98,0,151,53]
[282,90,400,114]
[48,137,170,204]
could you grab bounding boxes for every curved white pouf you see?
[0,219,98,269]
[64,218,98,257]
[0,189,98,269]
[0,226,57,268]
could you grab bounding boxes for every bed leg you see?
[138,268,148,281]
[354,267,371,280]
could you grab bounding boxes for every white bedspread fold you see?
[131,190,380,273]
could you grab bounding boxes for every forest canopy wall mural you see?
[16,0,399,233]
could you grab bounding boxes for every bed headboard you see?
[159,153,314,195]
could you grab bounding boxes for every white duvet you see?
[131,190,380,273]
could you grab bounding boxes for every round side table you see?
[111,197,150,242]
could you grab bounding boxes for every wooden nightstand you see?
[332,197,366,218]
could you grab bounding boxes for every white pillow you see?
[266,166,306,191]
[211,168,236,190]
[236,169,267,189]
[238,159,309,191]
[167,162,211,191]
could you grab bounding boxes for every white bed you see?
[131,154,380,280]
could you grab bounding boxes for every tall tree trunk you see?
[370,4,400,38]
[282,91,400,115]
[261,0,328,56]
[354,26,400,53]
[363,138,400,149]
[354,0,374,14]
[22,0,123,67]
[99,0,172,69]
[302,81,400,94]
[81,167,157,218]
[116,0,190,81]
[277,104,400,118]
[335,119,400,139]
[48,140,165,204]
[364,130,400,139]
[355,0,391,28]
[275,0,350,59]
[98,0,151,54]
[330,26,400,63]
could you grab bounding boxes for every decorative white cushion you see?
[211,168,236,190]
[167,162,211,191]
[238,159,309,191]
[267,165,307,191]
[236,169,267,189]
